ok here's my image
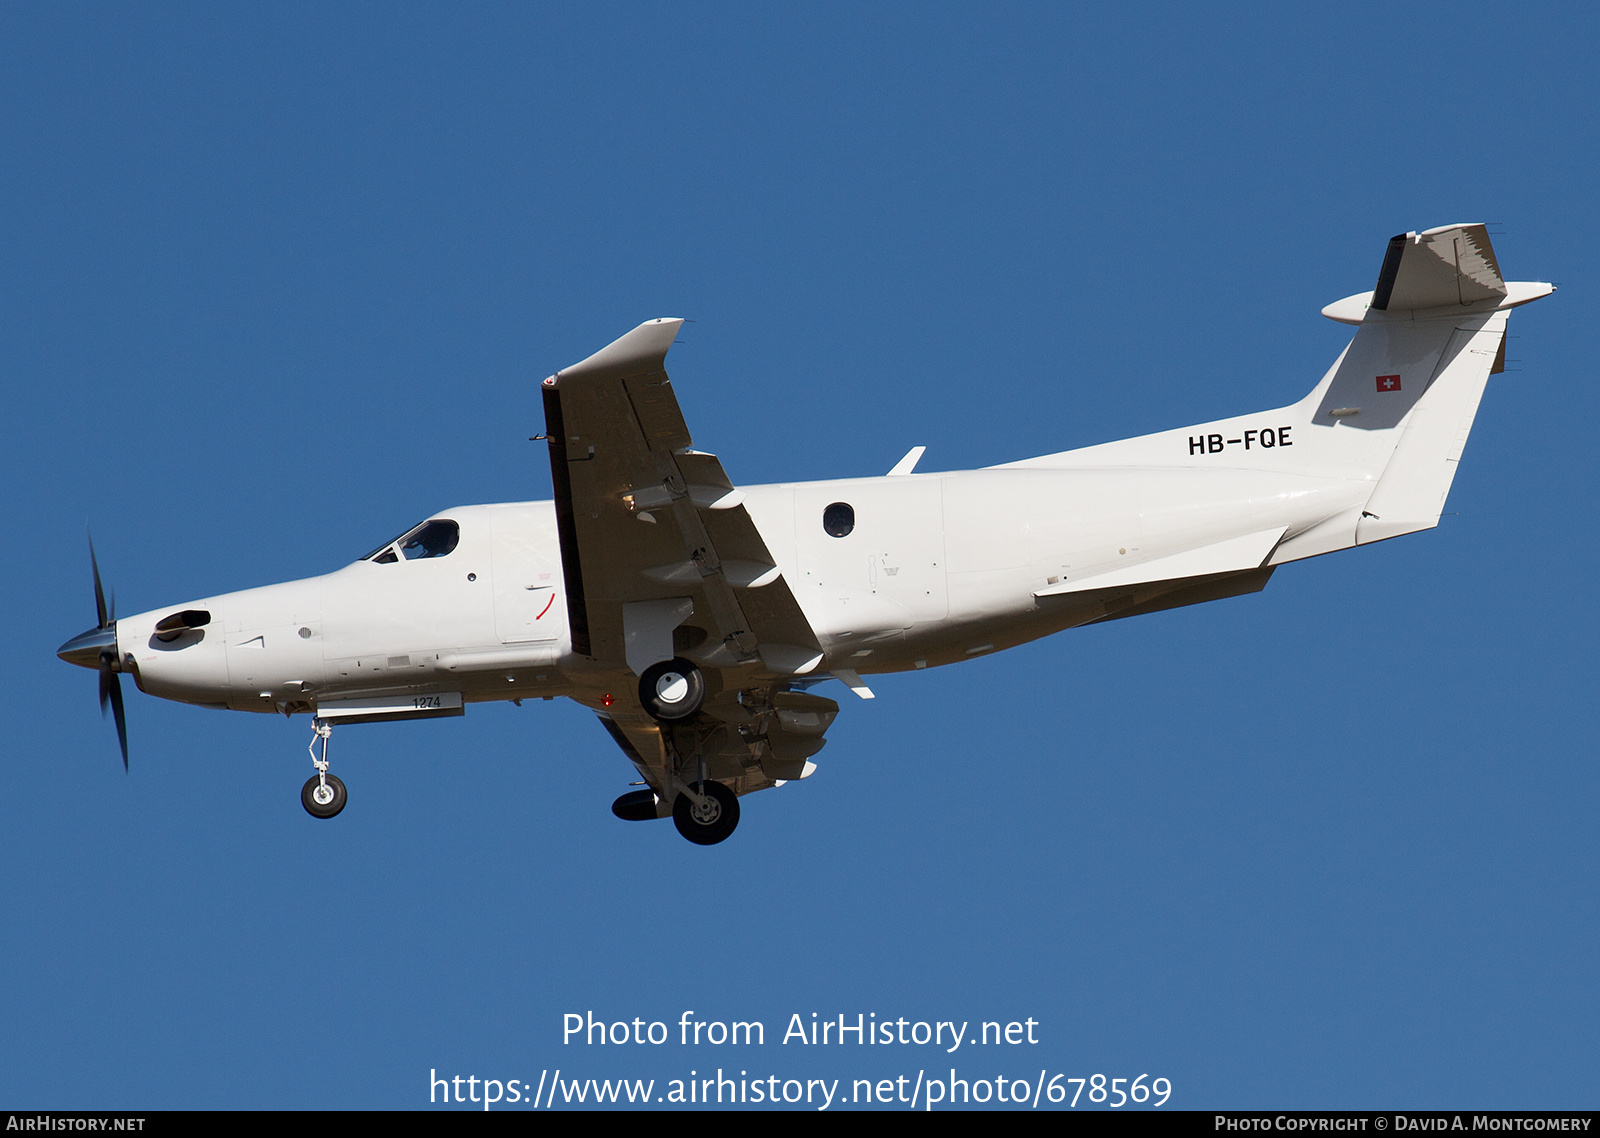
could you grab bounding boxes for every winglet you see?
[887,446,926,476]
[552,318,684,384]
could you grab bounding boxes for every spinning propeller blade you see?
[90,535,108,631]
[63,532,129,771]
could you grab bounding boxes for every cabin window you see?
[822,502,855,538]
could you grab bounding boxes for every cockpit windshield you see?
[361,519,460,564]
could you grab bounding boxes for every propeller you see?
[58,534,128,770]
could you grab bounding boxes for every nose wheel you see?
[302,773,347,818]
[301,719,346,819]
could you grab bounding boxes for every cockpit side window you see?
[400,519,459,560]
[362,519,460,563]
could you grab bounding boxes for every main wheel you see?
[301,773,347,819]
[672,780,739,845]
[638,657,706,722]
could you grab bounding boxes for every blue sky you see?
[2,2,1596,1110]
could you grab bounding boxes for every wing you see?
[541,319,822,678]
[540,320,836,799]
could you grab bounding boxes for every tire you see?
[638,657,706,722]
[301,773,347,819]
[672,780,739,845]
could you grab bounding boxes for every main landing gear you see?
[612,779,740,844]
[638,657,706,723]
[609,755,741,844]
[301,719,346,819]
[672,779,738,845]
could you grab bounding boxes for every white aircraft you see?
[59,224,1553,844]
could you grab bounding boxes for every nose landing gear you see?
[301,719,346,819]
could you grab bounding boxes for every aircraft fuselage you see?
[112,461,1364,720]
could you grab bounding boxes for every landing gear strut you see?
[301,719,346,819]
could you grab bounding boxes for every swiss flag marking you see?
[1376,374,1401,392]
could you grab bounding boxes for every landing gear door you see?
[490,506,563,645]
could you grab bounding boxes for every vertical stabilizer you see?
[1004,224,1553,561]
[1353,315,1506,544]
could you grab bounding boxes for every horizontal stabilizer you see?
[1372,224,1505,312]
[1034,526,1287,597]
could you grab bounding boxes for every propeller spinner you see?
[57,536,128,770]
